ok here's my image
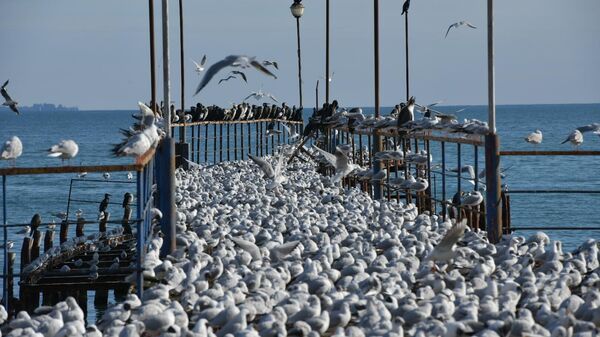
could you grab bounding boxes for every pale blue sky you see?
[1,0,599,110]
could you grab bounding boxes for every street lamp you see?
[290,0,304,108]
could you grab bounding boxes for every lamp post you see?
[325,0,330,104]
[372,0,383,199]
[290,0,304,108]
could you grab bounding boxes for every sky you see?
[0,0,599,110]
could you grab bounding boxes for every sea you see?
[1,103,599,322]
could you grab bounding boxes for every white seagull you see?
[1,136,23,166]
[524,130,543,145]
[113,102,162,160]
[445,21,477,38]
[47,140,79,163]
[1,80,19,114]
[462,191,483,207]
[194,55,277,95]
[313,145,361,184]
[426,219,468,265]
[192,55,207,73]
[244,89,279,103]
[561,129,583,149]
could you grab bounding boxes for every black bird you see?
[397,96,416,128]
[231,70,248,83]
[218,75,237,84]
[401,0,410,15]
[30,214,41,237]
[99,193,111,214]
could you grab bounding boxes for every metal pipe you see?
[325,0,330,104]
[178,0,186,143]
[372,0,383,200]
[457,143,461,193]
[441,142,446,218]
[474,146,479,191]
[162,0,172,134]
[2,175,7,312]
[404,10,409,100]
[296,17,303,107]
[148,0,157,110]
[488,0,496,133]
[135,171,143,298]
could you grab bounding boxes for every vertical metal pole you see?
[148,0,157,110]
[441,142,446,218]
[160,0,176,256]
[178,0,186,143]
[2,175,8,313]
[474,146,479,191]
[296,17,303,108]
[325,0,330,104]
[485,0,501,243]
[457,143,462,193]
[372,0,382,199]
[136,171,143,298]
[404,11,409,100]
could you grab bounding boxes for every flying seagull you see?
[192,55,207,73]
[194,55,277,95]
[231,71,248,83]
[1,80,19,114]
[313,145,361,184]
[426,219,468,265]
[524,130,543,145]
[445,21,477,38]
[1,136,23,166]
[48,140,79,163]
[244,89,278,103]
[401,0,410,15]
[218,75,237,84]
[262,60,279,70]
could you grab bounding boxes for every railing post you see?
[59,220,69,245]
[44,226,54,253]
[485,134,502,243]
[136,170,144,298]
[6,252,14,318]
[2,175,7,311]
[158,138,176,257]
[441,141,446,219]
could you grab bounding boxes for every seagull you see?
[1,136,23,166]
[524,130,543,145]
[266,122,282,136]
[127,172,133,180]
[103,172,111,180]
[47,140,79,163]
[313,145,361,184]
[77,172,88,178]
[231,71,248,83]
[248,154,275,179]
[576,123,600,134]
[194,55,277,95]
[1,80,19,114]
[401,0,410,15]
[445,21,477,38]
[262,60,279,70]
[397,96,416,128]
[114,102,162,159]
[462,191,483,207]
[0,241,14,250]
[449,165,477,185]
[244,89,278,103]
[561,129,583,149]
[426,219,468,265]
[16,226,31,235]
[248,151,288,190]
[218,75,238,84]
[282,123,300,142]
[192,55,207,73]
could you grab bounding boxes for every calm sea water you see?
[0,104,599,320]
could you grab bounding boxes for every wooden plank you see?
[500,150,600,156]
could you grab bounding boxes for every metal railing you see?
[0,149,157,317]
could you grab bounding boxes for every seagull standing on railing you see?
[524,130,543,145]
[1,80,19,114]
[397,96,415,128]
[113,102,163,160]
[47,140,79,164]
[561,130,584,149]
[1,136,23,166]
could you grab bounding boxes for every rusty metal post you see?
[372,0,383,199]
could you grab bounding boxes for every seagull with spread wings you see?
[244,89,278,103]
[218,75,237,84]
[426,219,468,265]
[194,55,277,95]
[248,151,288,190]
[445,21,477,38]
[313,145,361,184]
[1,80,19,114]
[231,70,248,83]
[192,55,207,74]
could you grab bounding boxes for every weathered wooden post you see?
[59,220,69,245]
[31,230,42,261]
[44,225,54,253]
[76,217,85,237]
[6,252,15,318]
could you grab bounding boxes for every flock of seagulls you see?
[11,148,600,336]
[193,55,278,96]
[112,102,164,160]
[178,102,302,124]
[523,123,600,149]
